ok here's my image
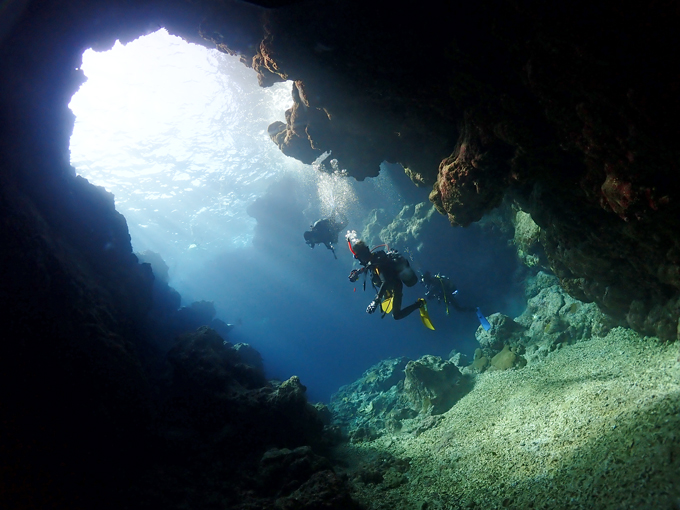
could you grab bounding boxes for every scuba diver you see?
[421,271,492,330]
[304,212,348,259]
[347,233,434,329]
[421,271,476,314]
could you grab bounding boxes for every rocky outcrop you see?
[403,355,464,415]
[475,313,528,354]
[512,209,544,269]
[467,272,611,373]
[160,326,325,455]
[430,115,517,227]
[329,358,413,441]
[267,82,329,165]
[0,176,351,508]
[274,470,364,510]
[329,355,472,441]
[377,202,437,248]
[515,272,612,364]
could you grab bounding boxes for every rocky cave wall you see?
[0,1,344,508]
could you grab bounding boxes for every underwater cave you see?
[1,0,680,508]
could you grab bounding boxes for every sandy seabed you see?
[338,328,680,509]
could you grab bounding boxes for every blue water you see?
[69,30,524,402]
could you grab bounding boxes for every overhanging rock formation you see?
[233,0,680,339]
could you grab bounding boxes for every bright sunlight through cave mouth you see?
[68,29,300,271]
[68,28,405,300]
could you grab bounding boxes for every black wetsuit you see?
[304,215,348,258]
[363,251,422,320]
[310,219,337,248]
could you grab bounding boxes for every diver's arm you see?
[349,267,366,282]
[374,275,388,302]
[365,268,387,313]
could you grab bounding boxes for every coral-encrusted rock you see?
[329,358,414,440]
[475,313,527,354]
[173,300,217,332]
[377,202,437,248]
[360,208,392,248]
[489,344,526,371]
[142,327,343,508]
[167,326,265,395]
[513,209,545,268]
[163,327,324,458]
[468,348,490,373]
[430,118,515,227]
[349,451,410,489]
[268,82,327,164]
[330,356,475,439]
[515,273,610,363]
[234,342,265,374]
[403,355,463,415]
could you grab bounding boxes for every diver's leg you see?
[392,281,422,320]
[394,300,423,320]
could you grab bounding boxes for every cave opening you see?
[68,28,299,276]
[66,28,433,401]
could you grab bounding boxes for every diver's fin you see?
[381,296,393,314]
[381,290,394,314]
[476,307,491,331]
[418,299,435,330]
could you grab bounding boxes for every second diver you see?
[421,271,491,331]
[304,212,348,259]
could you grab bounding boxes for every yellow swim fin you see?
[381,292,394,314]
[418,299,435,330]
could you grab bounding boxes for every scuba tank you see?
[387,250,418,287]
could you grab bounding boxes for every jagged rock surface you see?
[329,355,471,441]
[468,272,611,373]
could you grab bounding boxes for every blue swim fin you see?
[476,307,491,331]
